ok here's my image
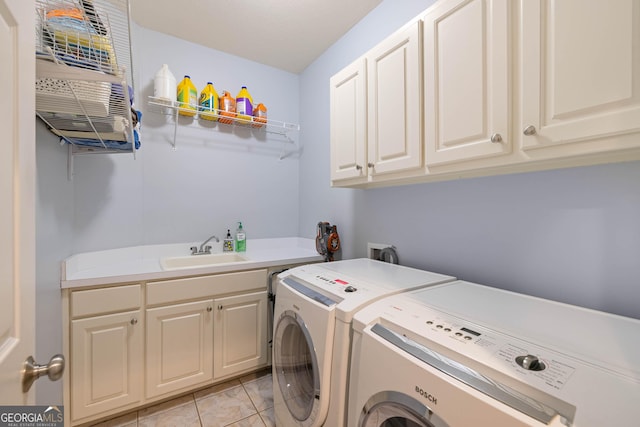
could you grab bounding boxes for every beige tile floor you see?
[91,370,274,427]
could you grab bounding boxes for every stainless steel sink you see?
[160,253,249,271]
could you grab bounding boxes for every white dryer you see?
[348,280,640,426]
[272,259,454,427]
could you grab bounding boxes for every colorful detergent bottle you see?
[252,103,267,128]
[219,91,236,124]
[177,75,197,116]
[199,82,219,121]
[236,86,253,122]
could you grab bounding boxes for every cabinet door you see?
[330,58,367,183]
[146,300,213,399]
[213,291,268,380]
[367,20,422,176]
[71,311,142,421]
[521,0,640,153]
[424,0,511,165]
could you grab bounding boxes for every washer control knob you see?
[516,354,546,371]
[344,286,357,293]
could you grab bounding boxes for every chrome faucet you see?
[190,235,219,255]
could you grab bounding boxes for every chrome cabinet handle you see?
[490,133,503,143]
[523,125,537,136]
[217,305,223,311]
[367,162,374,168]
[355,164,362,171]
[207,306,213,312]
[130,318,138,325]
[22,354,65,392]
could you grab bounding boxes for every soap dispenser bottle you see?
[223,229,234,252]
[235,222,246,252]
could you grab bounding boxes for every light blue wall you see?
[35,123,73,405]
[298,0,640,319]
[64,25,302,254]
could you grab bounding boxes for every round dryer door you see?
[360,392,449,427]
[273,309,321,424]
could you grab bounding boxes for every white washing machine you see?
[348,280,640,426]
[272,259,455,427]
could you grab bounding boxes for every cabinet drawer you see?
[147,269,267,306]
[71,284,142,318]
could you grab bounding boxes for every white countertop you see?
[61,237,323,289]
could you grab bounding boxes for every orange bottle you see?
[252,103,267,128]
[219,91,236,124]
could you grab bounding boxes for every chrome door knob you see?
[367,162,375,168]
[523,125,537,136]
[490,133,503,143]
[355,164,363,171]
[22,354,65,392]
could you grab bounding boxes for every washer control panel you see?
[377,302,577,392]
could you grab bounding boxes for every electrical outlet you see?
[368,242,391,260]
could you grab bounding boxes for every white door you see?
[521,0,640,153]
[0,0,37,403]
[423,0,511,166]
[367,20,422,176]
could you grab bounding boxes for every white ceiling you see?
[130,0,382,74]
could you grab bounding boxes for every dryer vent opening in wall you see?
[367,242,391,260]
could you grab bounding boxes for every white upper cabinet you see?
[330,20,423,186]
[329,0,640,188]
[520,0,640,156]
[330,59,367,183]
[367,20,422,177]
[423,0,512,166]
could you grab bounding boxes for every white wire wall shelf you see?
[147,96,301,151]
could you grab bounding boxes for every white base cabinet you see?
[146,299,214,399]
[68,285,143,423]
[214,291,268,380]
[70,310,143,421]
[64,269,272,426]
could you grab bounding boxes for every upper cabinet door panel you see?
[521,0,640,149]
[330,59,367,182]
[424,0,511,166]
[367,20,422,175]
